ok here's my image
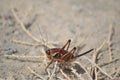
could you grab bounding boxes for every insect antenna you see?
[74,49,94,59]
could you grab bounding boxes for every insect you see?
[45,39,93,71]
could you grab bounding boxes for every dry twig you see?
[107,25,115,75]
[49,61,58,80]
[60,69,71,80]
[28,66,45,80]
[11,8,42,43]
[82,56,113,79]
[73,61,93,80]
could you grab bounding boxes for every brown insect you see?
[45,39,93,71]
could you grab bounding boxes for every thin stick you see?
[60,69,71,80]
[99,59,118,67]
[49,61,58,80]
[92,50,98,80]
[89,41,107,80]
[108,25,113,61]
[57,77,66,80]
[4,54,45,63]
[82,56,113,79]
[28,66,45,80]
[92,40,106,80]
[12,39,41,46]
[96,40,107,59]
[73,61,93,80]
[71,67,85,80]
[4,54,45,59]
[107,26,115,75]
[96,40,106,54]
[11,8,41,43]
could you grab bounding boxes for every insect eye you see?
[46,50,50,55]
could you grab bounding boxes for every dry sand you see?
[0,0,120,80]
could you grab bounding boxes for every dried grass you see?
[3,7,118,80]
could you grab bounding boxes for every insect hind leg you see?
[60,47,76,61]
[61,39,71,51]
[69,47,76,55]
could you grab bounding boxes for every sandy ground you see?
[0,0,120,80]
